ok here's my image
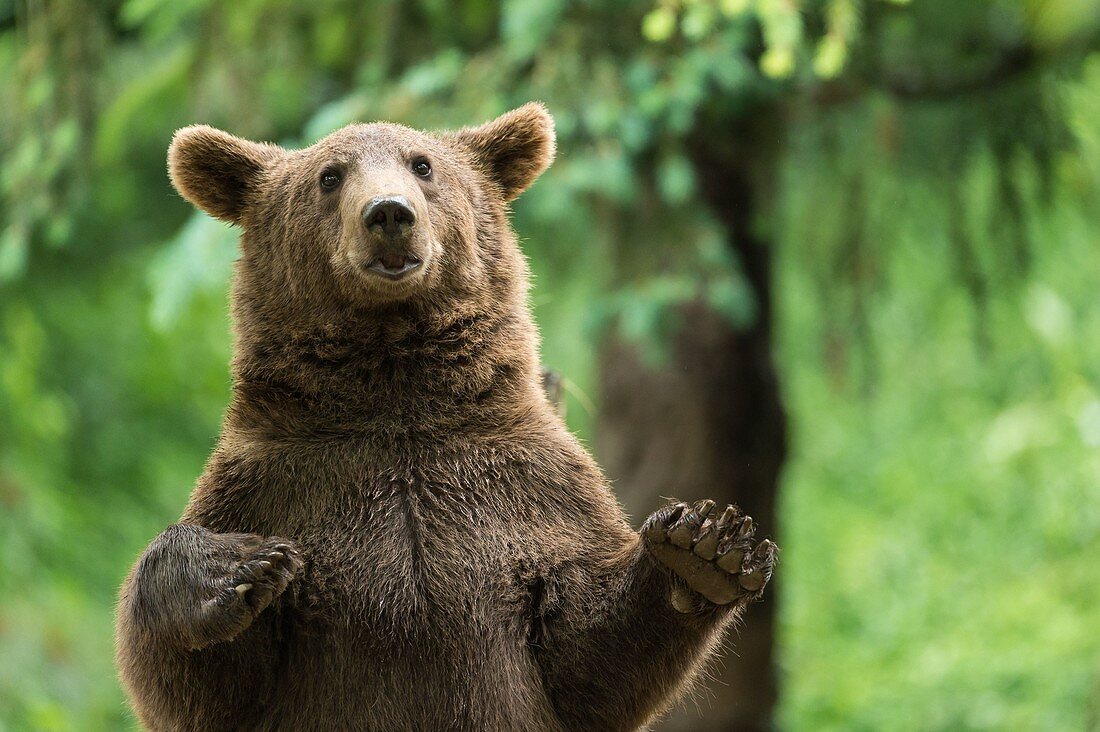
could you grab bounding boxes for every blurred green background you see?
[2,0,1100,729]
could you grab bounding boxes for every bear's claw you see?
[229,542,301,612]
[642,499,777,608]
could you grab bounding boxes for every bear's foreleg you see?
[118,523,300,649]
[116,524,301,730]
[533,501,775,731]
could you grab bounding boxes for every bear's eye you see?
[411,158,432,178]
[319,169,342,190]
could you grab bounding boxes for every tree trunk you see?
[597,111,786,732]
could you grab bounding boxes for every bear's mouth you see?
[365,253,423,280]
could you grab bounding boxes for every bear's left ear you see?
[168,125,284,225]
[452,103,556,201]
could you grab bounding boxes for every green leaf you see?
[643,6,678,43]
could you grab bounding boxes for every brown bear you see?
[115,103,777,731]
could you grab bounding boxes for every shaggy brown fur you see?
[115,103,777,731]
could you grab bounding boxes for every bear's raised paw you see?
[194,538,302,647]
[642,500,777,610]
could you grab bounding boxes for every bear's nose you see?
[363,196,416,236]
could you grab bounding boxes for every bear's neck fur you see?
[222,262,548,443]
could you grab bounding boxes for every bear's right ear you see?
[168,126,283,225]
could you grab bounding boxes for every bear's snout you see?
[363,196,416,237]
[349,191,432,285]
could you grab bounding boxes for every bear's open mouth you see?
[366,253,423,280]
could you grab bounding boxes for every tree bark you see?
[597,110,786,732]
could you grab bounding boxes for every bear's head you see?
[167,104,555,318]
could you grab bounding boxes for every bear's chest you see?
[289,478,529,636]
[271,477,541,720]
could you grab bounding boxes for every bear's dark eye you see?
[319,169,342,190]
[411,158,432,178]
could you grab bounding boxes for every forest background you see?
[2,0,1100,729]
